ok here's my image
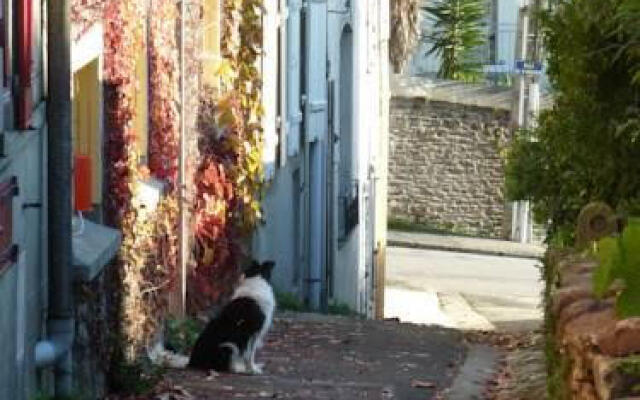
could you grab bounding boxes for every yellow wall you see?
[72,59,102,203]
[202,0,221,88]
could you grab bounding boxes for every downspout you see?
[35,0,75,396]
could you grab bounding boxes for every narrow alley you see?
[2,0,639,398]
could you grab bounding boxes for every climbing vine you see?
[147,0,180,317]
[148,0,180,186]
[104,0,179,359]
[189,0,265,311]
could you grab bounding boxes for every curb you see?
[387,238,544,260]
[445,344,501,400]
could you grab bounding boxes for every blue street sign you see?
[515,60,543,74]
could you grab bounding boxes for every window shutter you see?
[303,0,328,143]
[17,0,32,129]
[261,1,279,180]
[277,0,288,167]
[285,0,302,157]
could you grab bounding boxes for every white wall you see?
[256,0,388,316]
[327,0,355,311]
[327,0,386,316]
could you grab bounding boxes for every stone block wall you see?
[389,97,512,239]
[546,251,640,400]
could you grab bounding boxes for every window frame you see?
[71,24,106,218]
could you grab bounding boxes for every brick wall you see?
[389,97,512,239]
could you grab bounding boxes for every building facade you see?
[253,0,390,317]
[0,0,48,397]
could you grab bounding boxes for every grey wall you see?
[253,156,305,299]
[0,130,47,400]
[389,97,512,239]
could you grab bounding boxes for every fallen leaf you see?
[411,379,436,389]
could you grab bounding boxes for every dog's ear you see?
[243,261,261,278]
[260,260,275,280]
[261,260,275,271]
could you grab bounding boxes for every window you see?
[72,59,102,209]
[202,0,221,89]
[133,22,149,165]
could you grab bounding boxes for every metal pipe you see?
[44,0,75,395]
[47,0,72,320]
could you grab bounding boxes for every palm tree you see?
[390,0,421,73]
[423,0,486,81]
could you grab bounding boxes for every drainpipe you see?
[35,0,75,396]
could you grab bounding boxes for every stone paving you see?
[161,313,466,399]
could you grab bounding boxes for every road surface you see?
[385,246,543,332]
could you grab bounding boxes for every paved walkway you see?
[388,230,545,259]
[161,313,466,399]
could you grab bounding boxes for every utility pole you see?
[511,0,542,243]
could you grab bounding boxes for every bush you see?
[505,0,640,244]
[593,218,640,318]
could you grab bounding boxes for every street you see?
[385,246,543,332]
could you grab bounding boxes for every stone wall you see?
[389,97,512,239]
[546,251,640,399]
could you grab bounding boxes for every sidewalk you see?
[387,230,546,259]
[160,313,466,399]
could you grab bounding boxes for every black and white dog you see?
[149,260,276,374]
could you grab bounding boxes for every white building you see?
[254,0,390,317]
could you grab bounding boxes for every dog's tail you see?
[147,342,189,369]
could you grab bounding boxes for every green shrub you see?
[275,290,306,312]
[109,358,164,396]
[505,0,640,244]
[327,301,356,316]
[165,317,203,354]
[593,218,640,318]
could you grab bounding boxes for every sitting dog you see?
[148,260,276,375]
[188,260,275,373]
